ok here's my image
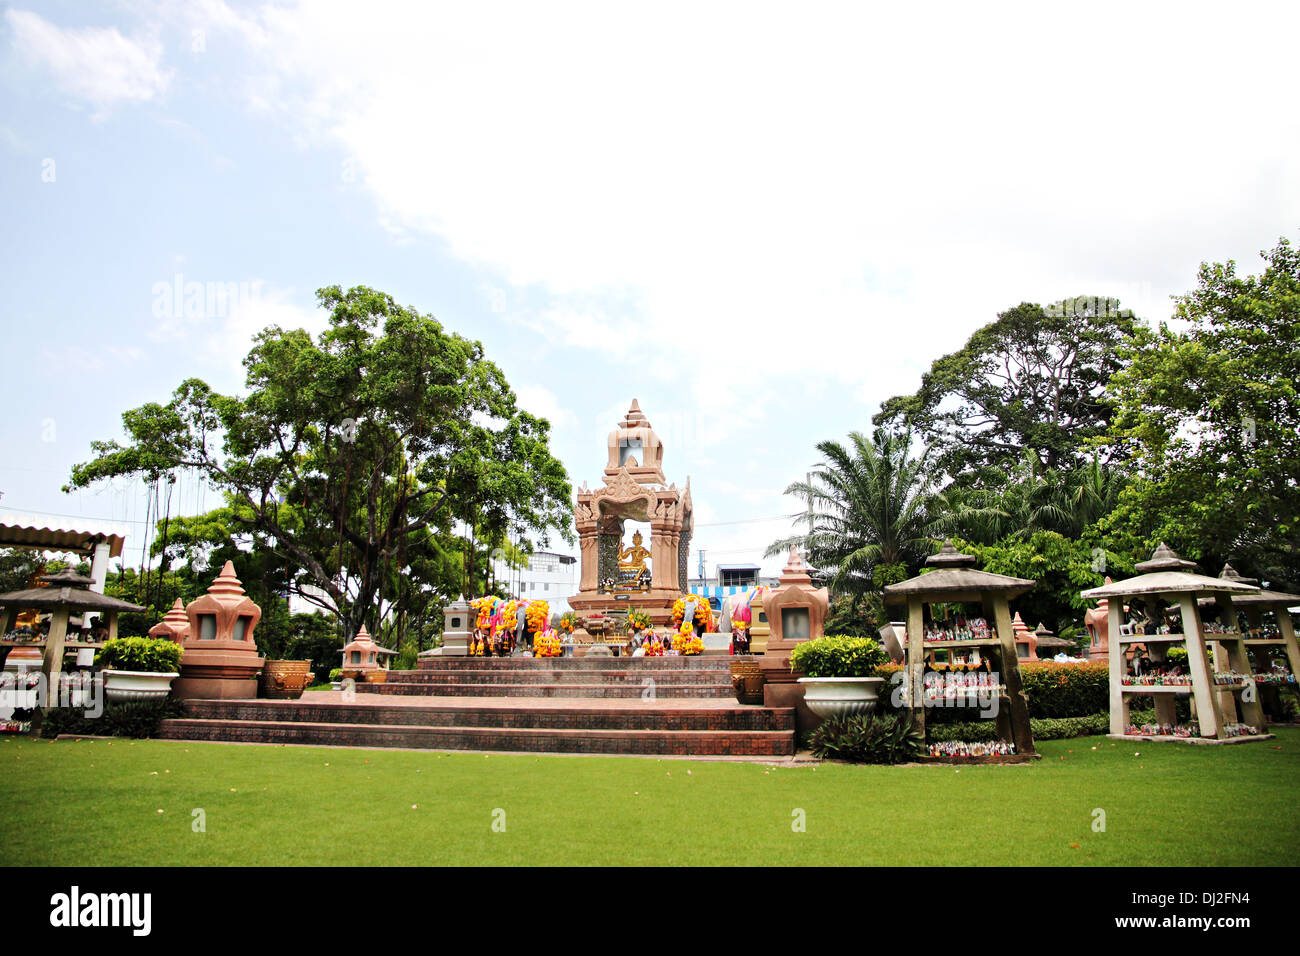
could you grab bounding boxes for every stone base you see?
[568,589,682,626]
[172,677,259,700]
[762,679,819,741]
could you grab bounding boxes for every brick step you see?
[368,681,735,699]
[414,657,743,671]
[179,699,793,732]
[157,718,795,757]
[378,670,731,686]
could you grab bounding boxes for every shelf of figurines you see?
[918,617,1001,650]
[919,740,1039,764]
[1117,628,1245,646]
[1120,672,1254,693]
[1110,722,1273,746]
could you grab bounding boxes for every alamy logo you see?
[49,886,151,936]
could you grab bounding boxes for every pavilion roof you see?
[0,585,144,613]
[883,541,1035,604]
[1081,545,1260,600]
[1210,563,1300,609]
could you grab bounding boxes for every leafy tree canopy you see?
[66,285,573,636]
[1102,236,1300,585]
[874,297,1146,482]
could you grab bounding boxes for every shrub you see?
[790,635,888,678]
[875,661,1112,721]
[810,712,923,764]
[1018,662,1109,717]
[96,636,183,673]
[328,668,342,682]
[925,712,1113,743]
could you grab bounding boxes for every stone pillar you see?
[578,529,600,591]
[89,542,111,594]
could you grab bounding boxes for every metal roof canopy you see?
[0,516,128,559]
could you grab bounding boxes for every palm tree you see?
[943,453,1124,545]
[766,428,947,601]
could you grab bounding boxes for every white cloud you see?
[5,9,171,116]
[514,383,579,437]
[206,0,1298,435]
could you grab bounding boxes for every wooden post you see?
[1218,596,1264,729]
[1179,593,1221,738]
[1276,610,1300,686]
[991,594,1034,755]
[106,611,119,642]
[906,596,925,740]
[40,606,70,702]
[1108,594,1125,735]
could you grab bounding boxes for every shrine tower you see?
[568,400,693,626]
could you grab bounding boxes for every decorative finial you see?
[1135,542,1197,572]
[924,540,977,568]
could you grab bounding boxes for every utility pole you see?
[697,549,705,582]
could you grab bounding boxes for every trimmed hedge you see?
[39,698,185,739]
[877,661,1110,719]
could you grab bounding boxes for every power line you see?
[693,514,799,528]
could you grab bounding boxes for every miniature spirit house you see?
[172,561,265,700]
[340,625,396,674]
[883,542,1038,759]
[1081,544,1269,743]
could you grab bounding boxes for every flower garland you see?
[533,628,563,658]
[672,632,704,655]
[670,596,715,635]
[525,601,550,633]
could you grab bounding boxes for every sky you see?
[2,0,1298,580]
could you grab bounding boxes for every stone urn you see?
[102,670,179,702]
[797,676,886,719]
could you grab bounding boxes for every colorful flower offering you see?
[926,740,1015,758]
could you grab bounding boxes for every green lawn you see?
[3,731,1298,866]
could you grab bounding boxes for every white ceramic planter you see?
[101,669,178,702]
[798,676,885,719]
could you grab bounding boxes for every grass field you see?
[3,731,1298,866]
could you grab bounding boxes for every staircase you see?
[156,656,795,757]
[369,656,735,699]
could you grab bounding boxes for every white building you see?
[494,550,578,614]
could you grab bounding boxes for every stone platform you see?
[369,655,735,698]
[158,656,795,757]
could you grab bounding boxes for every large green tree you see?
[874,297,1146,482]
[1102,236,1300,585]
[66,285,573,638]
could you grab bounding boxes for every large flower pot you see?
[101,669,179,702]
[797,676,884,719]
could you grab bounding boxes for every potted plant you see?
[96,636,183,702]
[792,635,889,719]
[329,668,343,691]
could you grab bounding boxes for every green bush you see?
[328,668,342,682]
[810,712,923,764]
[926,713,1112,743]
[1018,662,1109,717]
[40,698,185,739]
[96,636,183,673]
[790,635,888,678]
